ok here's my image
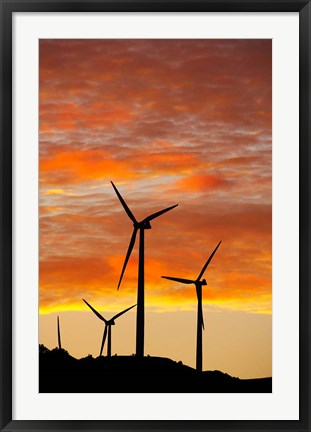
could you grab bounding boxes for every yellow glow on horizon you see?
[39,295,272,315]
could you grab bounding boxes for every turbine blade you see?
[111,181,137,223]
[200,308,205,330]
[195,286,204,330]
[161,276,195,284]
[117,227,138,289]
[143,204,178,223]
[100,325,108,356]
[111,304,137,321]
[197,241,222,281]
[83,299,106,322]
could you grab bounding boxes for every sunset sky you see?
[39,39,272,379]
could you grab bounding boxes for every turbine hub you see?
[136,221,151,229]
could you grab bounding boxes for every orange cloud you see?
[39,39,272,318]
[174,174,231,192]
[43,189,66,195]
[39,149,137,184]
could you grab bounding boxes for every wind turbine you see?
[111,181,178,357]
[57,316,62,350]
[162,241,221,372]
[83,299,136,357]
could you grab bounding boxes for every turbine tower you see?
[162,241,221,372]
[111,181,178,358]
[57,316,62,350]
[83,299,136,357]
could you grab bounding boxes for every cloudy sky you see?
[39,39,272,378]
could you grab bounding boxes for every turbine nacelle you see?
[107,320,116,326]
[200,279,207,286]
[135,220,152,230]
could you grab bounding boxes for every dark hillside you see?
[39,346,272,393]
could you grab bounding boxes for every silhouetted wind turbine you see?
[83,299,136,357]
[162,241,221,372]
[57,316,62,350]
[111,181,178,358]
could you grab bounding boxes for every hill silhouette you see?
[39,345,272,393]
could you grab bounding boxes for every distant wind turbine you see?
[111,181,178,357]
[57,316,62,350]
[83,299,136,357]
[162,241,221,372]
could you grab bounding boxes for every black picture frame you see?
[1,1,310,431]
